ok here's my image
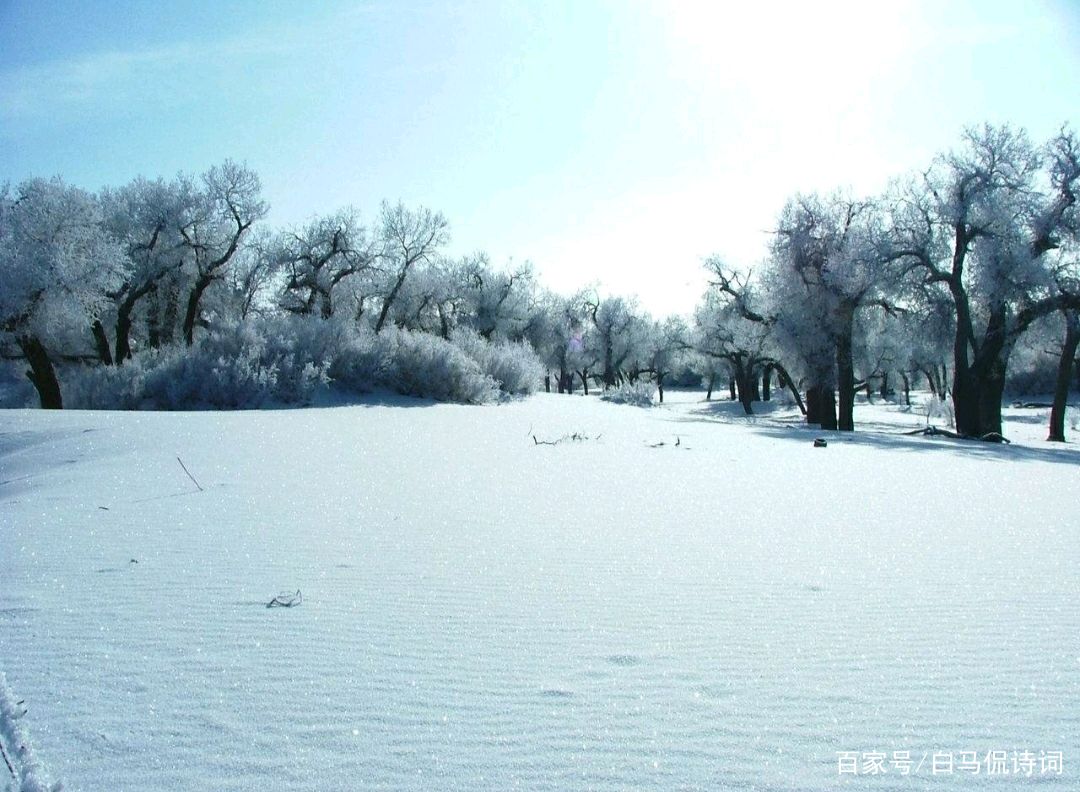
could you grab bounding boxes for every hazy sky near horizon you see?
[2,0,1078,316]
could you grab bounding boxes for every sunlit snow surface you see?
[2,392,1078,791]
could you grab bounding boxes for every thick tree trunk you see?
[115,297,137,364]
[879,371,889,401]
[18,335,63,409]
[806,385,821,425]
[807,382,837,429]
[836,307,855,431]
[375,268,412,333]
[728,378,736,401]
[1048,312,1079,442]
[183,276,214,345]
[92,320,113,365]
[953,305,1011,438]
[819,387,838,430]
[762,365,772,401]
[733,361,754,415]
[544,374,551,394]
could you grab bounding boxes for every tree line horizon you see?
[2,121,1078,441]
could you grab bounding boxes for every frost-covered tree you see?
[176,161,266,344]
[694,269,775,415]
[885,124,1080,437]
[100,175,193,363]
[275,209,374,319]
[0,178,125,407]
[584,293,648,389]
[461,258,535,341]
[374,201,450,333]
[764,193,902,431]
[641,316,687,403]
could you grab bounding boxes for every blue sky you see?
[2,0,1078,316]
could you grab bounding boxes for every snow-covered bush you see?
[924,395,955,427]
[57,317,541,409]
[375,327,499,403]
[0,361,36,408]
[327,327,384,394]
[63,317,332,409]
[450,327,543,395]
[600,381,657,407]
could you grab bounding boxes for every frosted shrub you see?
[450,327,543,395]
[601,381,657,407]
[0,360,36,408]
[1069,405,1079,432]
[62,359,151,410]
[376,327,499,404]
[327,328,384,394]
[924,395,955,427]
[63,318,332,409]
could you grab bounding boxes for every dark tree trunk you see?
[728,378,736,401]
[705,372,715,401]
[183,276,214,345]
[92,320,113,365]
[772,363,806,415]
[18,335,63,409]
[920,367,938,398]
[578,370,589,396]
[819,387,837,430]
[1048,312,1079,442]
[161,282,179,344]
[657,372,665,404]
[733,361,754,415]
[879,371,889,401]
[114,281,159,364]
[376,269,412,333]
[115,296,137,364]
[806,385,821,425]
[544,374,551,394]
[953,305,1011,438]
[836,310,856,432]
[901,372,911,407]
[762,365,772,401]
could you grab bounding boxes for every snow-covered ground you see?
[1,391,1078,791]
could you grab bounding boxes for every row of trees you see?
[693,124,1080,440]
[2,123,1078,439]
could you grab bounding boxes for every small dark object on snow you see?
[267,590,303,608]
[129,558,138,564]
[813,438,828,448]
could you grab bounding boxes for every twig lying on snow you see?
[647,436,686,449]
[176,457,204,492]
[267,590,303,608]
[532,432,599,446]
[903,426,1010,444]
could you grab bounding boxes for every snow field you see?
[1,391,1078,790]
